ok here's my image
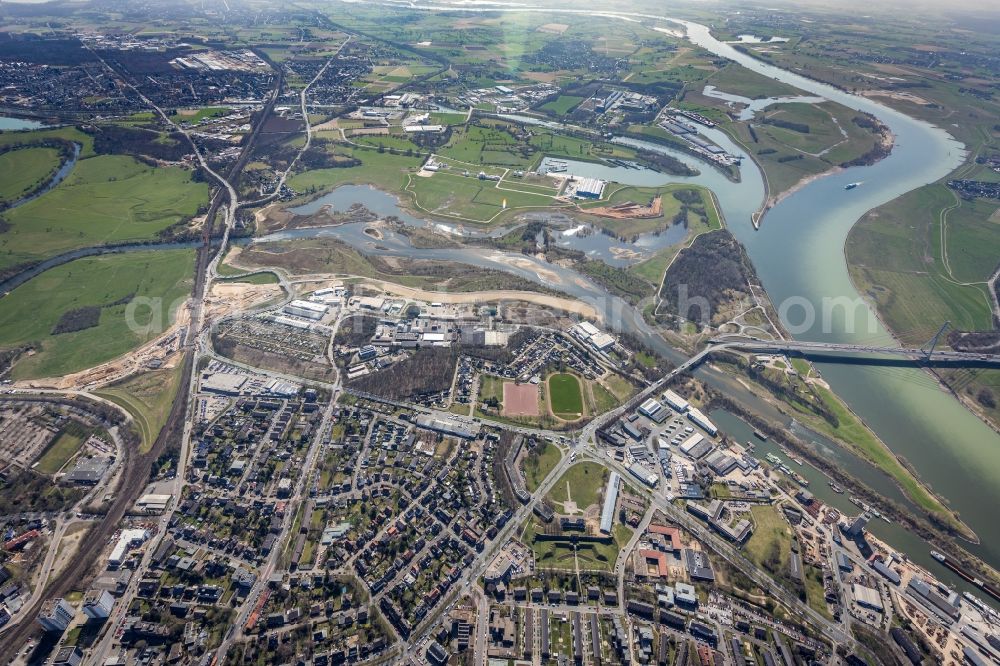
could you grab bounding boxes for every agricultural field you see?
[0,155,207,272]
[0,248,195,379]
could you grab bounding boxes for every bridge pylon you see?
[920,321,951,360]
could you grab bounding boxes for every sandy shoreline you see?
[333,277,601,321]
[766,165,844,212]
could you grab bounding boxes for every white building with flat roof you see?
[600,472,620,535]
[108,528,150,568]
[687,408,718,436]
[639,398,663,420]
[662,390,690,413]
[573,321,600,340]
[201,372,246,395]
[284,299,328,320]
[589,332,615,351]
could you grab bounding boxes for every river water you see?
[678,21,999,569]
[272,9,1000,569]
[3,8,993,575]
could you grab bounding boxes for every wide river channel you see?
[266,9,1000,582]
[2,8,994,593]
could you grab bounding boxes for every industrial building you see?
[628,463,658,488]
[64,456,111,485]
[679,433,712,460]
[638,398,667,422]
[200,372,247,396]
[135,493,172,513]
[283,299,328,320]
[600,472,620,534]
[905,578,960,622]
[851,583,883,612]
[108,528,150,568]
[570,321,614,351]
[404,124,444,133]
[872,557,901,585]
[687,408,718,436]
[703,449,738,476]
[662,389,690,413]
[413,415,479,440]
[573,177,606,199]
[271,315,311,330]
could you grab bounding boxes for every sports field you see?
[502,382,539,417]
[34,429,84,475]
[548,372,584,418]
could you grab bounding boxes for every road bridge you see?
[708,337,1000,367]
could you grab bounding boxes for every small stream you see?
[4,142,81,211]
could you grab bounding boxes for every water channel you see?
[271,11,1000,573]
[2,12,996,585]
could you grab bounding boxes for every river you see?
[276,6,999,570]
[677,20,999,569]
[2,7,994,577]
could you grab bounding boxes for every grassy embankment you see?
[731,357,968,533]
[97,363,186,452]
[0,249,195,379]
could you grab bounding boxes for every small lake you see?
[0,115,49,131]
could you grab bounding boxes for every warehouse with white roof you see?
[284,299,328,320]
